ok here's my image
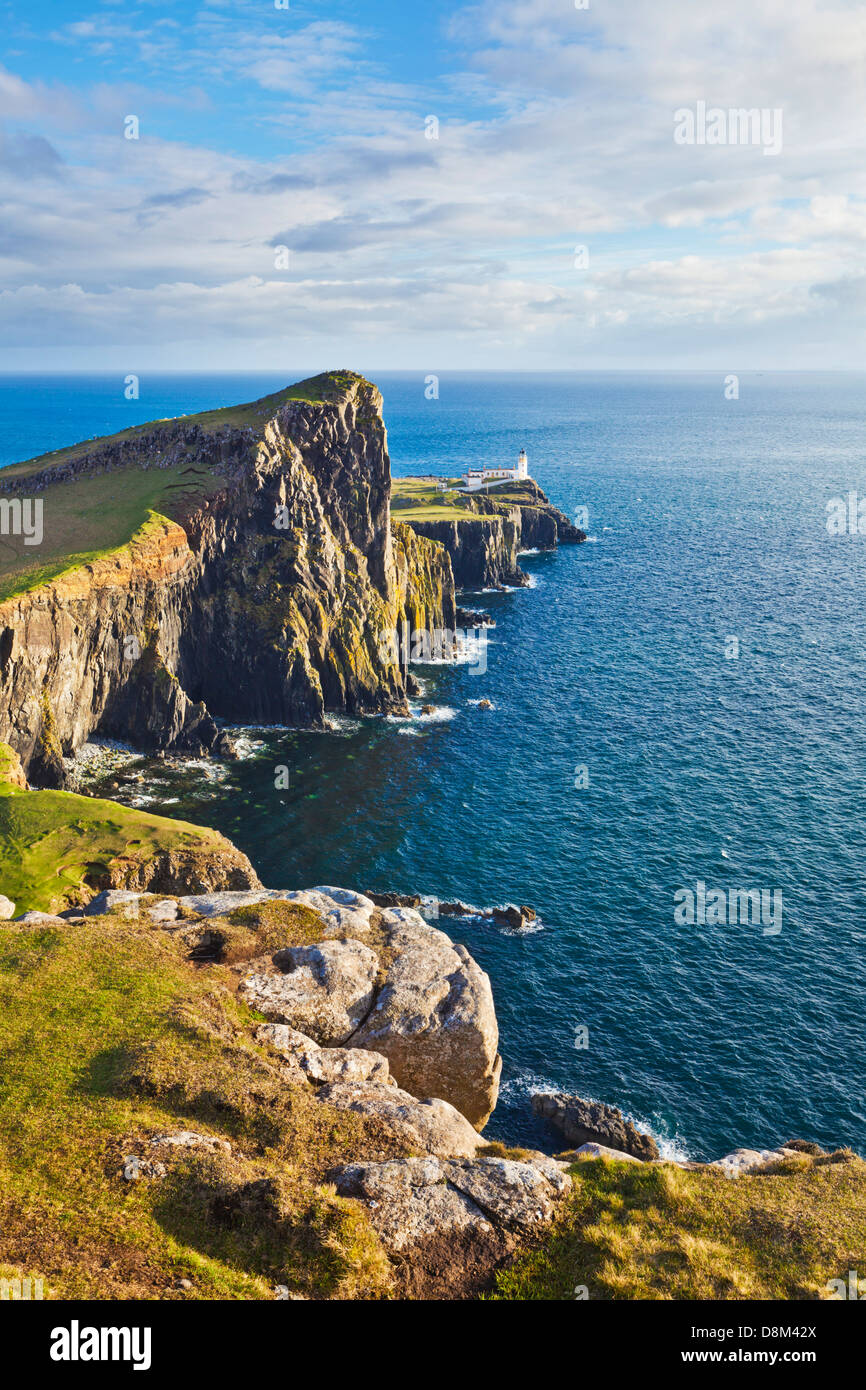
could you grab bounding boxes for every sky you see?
[0,0,864,371]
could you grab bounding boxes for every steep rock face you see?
[406,481,584,590]
[406,514,527,590]
[0,376,455,781]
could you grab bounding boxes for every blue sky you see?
[0,0,864,370]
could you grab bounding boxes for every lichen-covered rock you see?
[238,939,379,1045]
[532,1092,660,1162]
[330,1153,571,1252]
[12,910,69,925]
[176,886,375,935]
[318,1082,485,1159]
[84,889,144,918]
[255,1023,391,1086]
[350,907,501,1129]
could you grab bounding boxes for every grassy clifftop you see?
[1,892,863,1301]
[0,370,373,603]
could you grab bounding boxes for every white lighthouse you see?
[462,447,531,492]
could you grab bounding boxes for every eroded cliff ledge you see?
[392,478,585,589]
[0,373,454,783]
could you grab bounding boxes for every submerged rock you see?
[532,1092,660,1162]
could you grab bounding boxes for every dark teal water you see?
[4,371,866,1160]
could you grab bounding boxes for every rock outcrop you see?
[239,939,380,1046]
[329,1153,571,1291]
[0,374,455,783]
[404,480,584,590]
[83,884,501,1133]
[349,906,501,1129]
[532,1092,660,1162]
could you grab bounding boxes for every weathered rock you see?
[254,1023,391,1086]
[239,939,379,1045]
[101,842,260,896]
[331,1157,488,1252]
[122,1155,166,1181]
[365,891,422,909]
[330,1153,571,1253]
[12,910,68,925]
[567,1142,644,1164]
[176,885,375,936]
[349,907,501,1129]
[84,890,179,923]
[150,1130,231,1154]
[84,889,143,918]
[436,901,475,917]
[0,896,15,920]
[492,904,530,930]
[711,1146,800,1178]
[531,1092,660,1162]
[146,899,179,924]
[318,1081,485,1159]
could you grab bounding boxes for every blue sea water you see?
[3,370,866,1162]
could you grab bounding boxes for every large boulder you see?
[0,896,15,920]
[532,1092,660,1162]
[349,907,501,1129]
[317,1080,484,1159]
[238,939,379,1045]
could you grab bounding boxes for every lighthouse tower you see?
[517,448,528,480]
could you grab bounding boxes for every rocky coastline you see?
[0,373,581,786]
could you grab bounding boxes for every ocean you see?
[3,369,866,1161]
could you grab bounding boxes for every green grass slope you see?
[0,905,392,1300]
[0,745,251,913]
[489,1151,866,1300]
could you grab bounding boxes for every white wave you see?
[498,1072,560,1105]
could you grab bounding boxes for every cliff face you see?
[0,376,455,782]
[404,481,584,590]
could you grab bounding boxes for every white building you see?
[462,449,529,492]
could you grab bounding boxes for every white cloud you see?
[1,0,865,366]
